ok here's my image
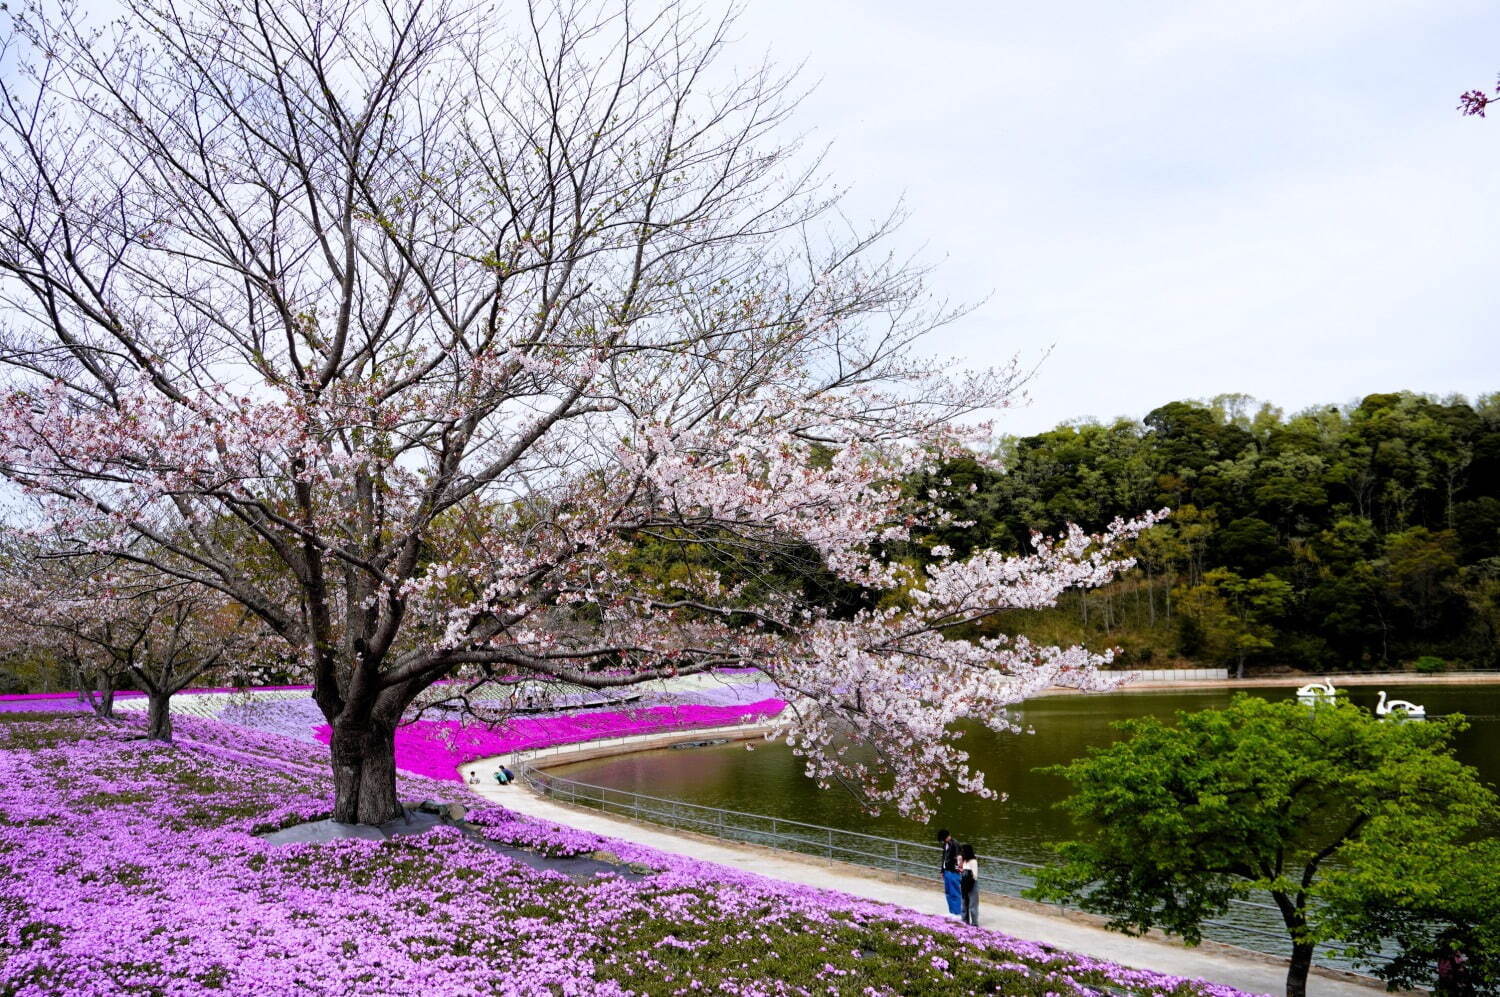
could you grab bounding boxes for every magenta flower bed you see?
[313,698,788,782]
[0,684,315,706]
[0,691,131,705]
[0,710,1256,996]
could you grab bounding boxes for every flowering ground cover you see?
[0,698,89,714]
[0,710,1258,996]
[0,684,313,703]
[312,698,790,783]
[0,677,784,765]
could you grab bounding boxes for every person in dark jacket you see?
[937,828,962,917]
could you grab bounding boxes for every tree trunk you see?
[1285,940,1314,997]
[146,690,173,741]
[89,685,116,719]
[330,718,403,825]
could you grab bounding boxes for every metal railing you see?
[508,723,1389,973]
[1245,668,1500,680]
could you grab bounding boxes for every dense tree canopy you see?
[917,392,1500,673]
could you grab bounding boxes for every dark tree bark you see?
[1285,940,1315,997]
[86,682,117,719]
[330,718,402,825]
[145,690,173,742]
[1272,889,1316,997]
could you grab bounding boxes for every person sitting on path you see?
[959,842,979,927]
[937,828,962,918]
[494,767,513,785]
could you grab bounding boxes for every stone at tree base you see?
[258,819,386,845]
[255,815,647,881]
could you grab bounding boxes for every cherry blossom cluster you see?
[0,0,1169,826]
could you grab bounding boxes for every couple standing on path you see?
[938,828,979,926]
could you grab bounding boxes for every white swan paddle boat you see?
[1294,680,1337,704]
[1375,689,1426,720]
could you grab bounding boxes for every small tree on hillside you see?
[1174,569,1292,677]
[1028,695,1499,997]
[0,542,283,739]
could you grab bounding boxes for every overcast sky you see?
[4,1,1494,438]
[731,0,1500,436]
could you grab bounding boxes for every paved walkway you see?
[459,734,1399,997]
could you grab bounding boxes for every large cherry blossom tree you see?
[0,0,1159,823]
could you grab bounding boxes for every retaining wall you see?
[1107,668,1230,683]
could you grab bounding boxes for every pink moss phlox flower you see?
[313,698,788,782]
[0,708,1258,997]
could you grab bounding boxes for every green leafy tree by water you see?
[1027,695,1498,997]
[1321,828,1500,994]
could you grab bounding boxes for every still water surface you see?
[553,684,1500,867]
[552,683,1499,971]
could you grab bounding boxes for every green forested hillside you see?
[919,391,1500,674]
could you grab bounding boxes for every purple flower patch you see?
[0,709,1258,996]
[313,699,788,782]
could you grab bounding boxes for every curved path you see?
[459,731,1403,997]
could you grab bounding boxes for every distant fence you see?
[1103,667,1500,683]
[114,689,309,720]
[1104,668,1229,682]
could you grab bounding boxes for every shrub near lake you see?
[0,709,1254,997]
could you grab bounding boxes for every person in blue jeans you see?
[937,828,962,917]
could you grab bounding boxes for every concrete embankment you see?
[1053,670,1500,695]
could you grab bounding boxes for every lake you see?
[551,682,1500,970]
[554,683,1499,865]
